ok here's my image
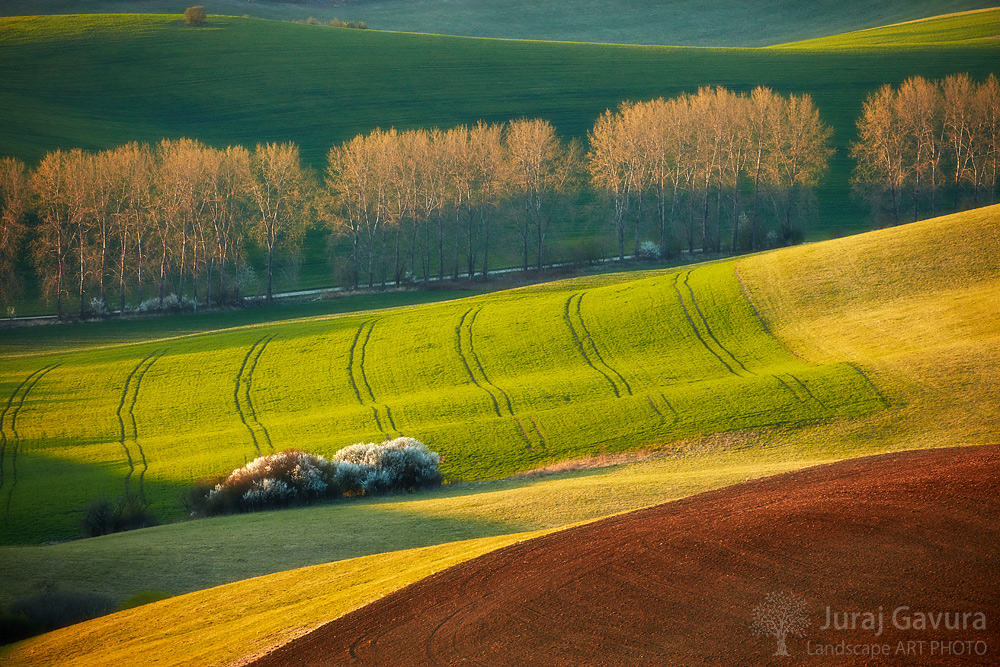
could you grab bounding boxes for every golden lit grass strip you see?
[0,530,554,667]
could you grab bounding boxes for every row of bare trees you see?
[2,75,997,315]
[0,140,308,317]
[587,86,833,257]
[322,120,579,288]
[852,74,1000,225]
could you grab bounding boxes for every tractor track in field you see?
[456,307,545,451]
[678,271,754,377]
[116,352,164,501]
[235,335,275,456]
[773,373,827,410]
[646,393,679,426]
[671,273,739,377]
[733,264,809,362]
[734,265,889,413]
[127,350,166,504]
[1,365,58,518]
[348,320,399,438]
[563,292,632,398]
[844,362,891,408]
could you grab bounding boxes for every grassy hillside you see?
[1,1,995,46]
[0,248,885,544]
[1,11,998,245]
[1,205,997,665]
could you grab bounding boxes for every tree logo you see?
[751,591,811,656]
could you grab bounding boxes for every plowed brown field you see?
[249,446,999,666]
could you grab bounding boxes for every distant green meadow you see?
[1,10,998,248]
[0,258,885,544]
[1,0,995,46]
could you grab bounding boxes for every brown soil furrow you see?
[249,445,1000,667]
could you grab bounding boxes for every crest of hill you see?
[1,0,996,46]
[771,7,1000,48]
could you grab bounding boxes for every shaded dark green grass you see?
[1,0,994,47]
[1,13,998,240]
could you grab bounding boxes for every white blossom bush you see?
[189,449,339,516]
[186,439,443,516]
[636,240,661,260]
[137,293,197,313]
[332,437,443,494]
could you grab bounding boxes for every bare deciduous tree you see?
[249,142,311,302]
[0,157,29,307]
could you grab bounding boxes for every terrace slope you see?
[249,445,1000,666]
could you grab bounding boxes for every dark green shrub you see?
[9,590,115,635]
[0,609,36,646]
[184,6,206,26]
[82,497,157,538]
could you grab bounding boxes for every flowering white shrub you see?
[332,437,443,493]
[137,293,197,313]
[88,297,109,317]
[636,240,661,260]
[187,439,443,516]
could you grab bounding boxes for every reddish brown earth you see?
[249,446,999,666]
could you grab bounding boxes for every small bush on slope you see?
[333,437,444,494]
[186,438,442,516]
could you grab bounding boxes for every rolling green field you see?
[2,0,994,46]
[1,203,996,667]
[0,246,887,544]
[0,9,998,662]
[2,9,998,248]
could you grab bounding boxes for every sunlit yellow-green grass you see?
[1,205,997,667]
[0,530,556,667]
[773,7,1000,49]
[0,247,884,544]
[0,447,856,667]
